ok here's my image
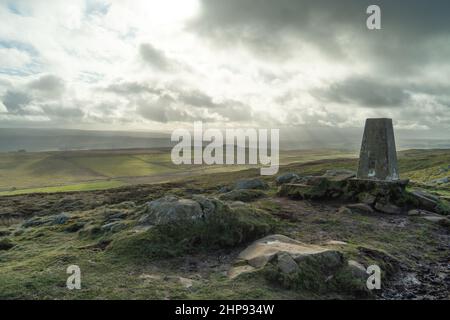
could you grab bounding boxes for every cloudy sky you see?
[0,0,449,139]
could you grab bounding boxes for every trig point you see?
[357,118,399,181]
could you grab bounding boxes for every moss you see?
[435,200,450,216]
[263,254,370,298]
[278,180,329,200]
[108,204,277,262]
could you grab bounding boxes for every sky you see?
[0,0,449,140]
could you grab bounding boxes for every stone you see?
[277,252,299,274]
[429,177,449,185]
[323,169,356,181]
[235,178,269,190]
[325,240,348,246]
[191,195,216,215]
[346,203,374,214]
[219,189,265,202]
[101,221,126,233]
[422,215,447,223]
[229,234,343,277]
[374,202,403,214]
[228,265,256,279]
[139,196,203,226]
[276,173,300,185]
[337,206,352,215]
[218,186,232,193]
[410,190,439,212]
[52,213,69,225]
[357,118,399,181]
[278,182,328,200]
[407,209,422,216]
[107,212,127,220]
[347,260,367,280]
[357,192,376,205]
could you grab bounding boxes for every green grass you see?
[1,148,448,197]
[0,149,449,299]
[0,180,125,196]
[0,148,356,196]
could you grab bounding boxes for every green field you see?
[0,148,356,196]
[1,148,449,197]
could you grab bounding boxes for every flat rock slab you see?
[229,234,341,278]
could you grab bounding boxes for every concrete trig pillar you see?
[357,118,399,181]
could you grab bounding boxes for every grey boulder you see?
[235,178,269,190]
[139,196,204,226]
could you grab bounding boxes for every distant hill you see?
[0,128,172,152]
[1,127,449,153]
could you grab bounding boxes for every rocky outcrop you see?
[235,178,269,190]
[219,189,266,202]
[138,196,204,226]
[229,234,343,277]
[345,203,374,214]
[228,234,369,296]
[276,173,300,185]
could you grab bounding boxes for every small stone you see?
[235,178,269,190]
[358,192,376,205]
[276,173,300,185]
[408,209,421,216]
[347,260,367,280]
[52,213,69,225]
[325,240,348,246]
[101,221,126,233]
[410,190,439,212]
[429,177,449,185]
[192,195,216,215]
[323,169,356,181]
[422,215,446,223]
[346,203,374,214]
[337,206,352,215]
[139,196,204,226]
[219,189,265,202]
[277,252,299,274]
[375,202,403,214]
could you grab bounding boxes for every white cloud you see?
[0,47,31,68]
[0,0,448,139]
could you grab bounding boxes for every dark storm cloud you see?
[191,0,450,72]
[316,77,411,108]
[133,88,252,123]
[139,43,176,71]
[2,90,31,114]
[106,79,253,123]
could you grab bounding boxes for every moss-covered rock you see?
[435,200,450,216]
[230,235,370,297]
[219,189,266,202]
[277,181,329,200]
[235,179,269,190]
[108,198,276,261]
